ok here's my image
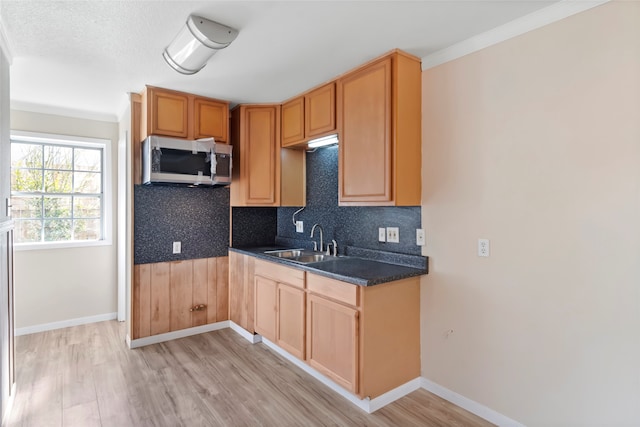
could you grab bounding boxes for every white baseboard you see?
[260,336,420,414]
[127,321,230,349]
[228,321,262,344]
[421,378,525,427]
[15,312,117,336]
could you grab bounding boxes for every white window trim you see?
[10,130,113,250]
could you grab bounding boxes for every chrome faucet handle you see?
[331,239,337,256]
[313,241,318,251]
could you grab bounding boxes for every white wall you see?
[10,110,119,329]
[421,2,640,426]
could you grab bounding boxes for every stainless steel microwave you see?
[142,135,232,187]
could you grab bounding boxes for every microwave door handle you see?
[210,149,217,178]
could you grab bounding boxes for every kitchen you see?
[1,1,639,426]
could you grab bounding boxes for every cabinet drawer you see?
[307,273,359,307]
[254,259,305,289]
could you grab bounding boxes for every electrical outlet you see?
[173,241,181,254]
[378,227,386,242]
[416,229,425,246]
[386,227,399,243]
[478,238,489,257]
[295,221,304,233]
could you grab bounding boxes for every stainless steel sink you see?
[263,249,340,264]
[263,249,304,258]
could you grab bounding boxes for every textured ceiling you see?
[1,0,560,121]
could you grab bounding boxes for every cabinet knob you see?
[189,304,207,312]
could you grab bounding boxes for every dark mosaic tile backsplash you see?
[134,145,422,263]
[276,146,422,256]
[134,185,230,264]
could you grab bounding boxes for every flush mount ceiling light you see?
[307,134,339,148]
[163,15,239,75]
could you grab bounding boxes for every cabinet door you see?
[281,97,304,147]
[148,88,189,138]
[243,106,280,205]
[277,284,305,360]
[338,58,392,204]
[229,252,255,333]
[307,294,359,393]
[305,82,336,139]
[254,275,277,341]
[194,98,229,142]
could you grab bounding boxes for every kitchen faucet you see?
[310,224,323,252]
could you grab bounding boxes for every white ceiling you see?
[1,0,562,122]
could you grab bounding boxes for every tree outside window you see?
[10,139,104,244]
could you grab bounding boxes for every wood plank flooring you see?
[5,321,494,426]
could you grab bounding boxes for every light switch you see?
[173,241,181,254]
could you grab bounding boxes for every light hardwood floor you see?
[5,321,494,426]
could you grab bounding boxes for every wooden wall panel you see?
[192,259,208,327]
[133,264,152,339]
[170,261,193,331]
[132,256,228,338]
[150,263,171,335]
[215,256,229,322]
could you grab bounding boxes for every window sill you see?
[14,239,112,252]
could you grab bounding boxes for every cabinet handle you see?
[189,304,207,312]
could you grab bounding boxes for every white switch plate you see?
[173,241,181,254]
[416,229,425,246]
[478,238,489,257]
[386,227,399,243]
[378,227,386,242]
[295,221,304,233]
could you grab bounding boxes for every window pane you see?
[11,196,42,219]
[44,145,73,170]
[74,148,101,172]
[74,219,100,240]
[74,197,101,218]
[11,143,42,168]
[44,196,72,218]
[44,219,72,241]
[11,169,43,192]
[14,220,42,243]
[44,170,73,193]
[74,172,101,193]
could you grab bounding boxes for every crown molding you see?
[11,100,118,123]
[421,0,610,70]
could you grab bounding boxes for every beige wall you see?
[421,2,640,426]
[10,110,118,328]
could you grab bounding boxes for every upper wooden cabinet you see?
[140,85,229,143]
[337,51,421,206]
[230,104,281,206]
[231,104,305,207]
[281,82,336,148]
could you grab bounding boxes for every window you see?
[10,131,111,248]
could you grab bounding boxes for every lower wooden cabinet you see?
[307,293,359,393]
[277,284,306,360]
[254,259,306,360]
[229,251,256,333]
[245,256,421,399]
[254,275,277,340]
[306,272,420,399]
[132,256,229,340]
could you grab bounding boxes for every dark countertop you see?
[230,245,428,286]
